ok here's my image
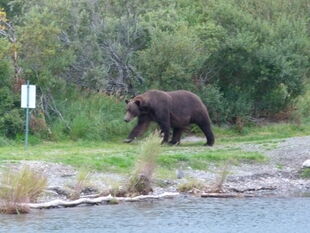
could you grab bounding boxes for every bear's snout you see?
[124,112,134,122]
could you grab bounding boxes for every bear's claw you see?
[123,138,133,143]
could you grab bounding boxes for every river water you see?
[1,197,310,233]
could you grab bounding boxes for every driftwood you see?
[201,192,255,198]
[27,192,179,209]
[229,186,277,193]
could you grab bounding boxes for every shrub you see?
[0,38,23,138]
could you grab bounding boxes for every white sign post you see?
[21,81,36,149]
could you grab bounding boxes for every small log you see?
[229,186,276,193]
[201,192,254,198]
[27,192,179,209]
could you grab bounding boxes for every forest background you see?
[0,0,309,144]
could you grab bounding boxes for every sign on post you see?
[21,84,36,108]
[21,81,36,149]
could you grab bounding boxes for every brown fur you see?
[124,90,215,146]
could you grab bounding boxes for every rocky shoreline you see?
[1,136,310,203]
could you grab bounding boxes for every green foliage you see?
[296,83,310,120]
[17,6,74,90]
[49,88,132,141]
[0,136,11,146]
[197,85,228,123]
[202,0,310,119]
[1,0,310,141]
[136,26,205,91]
[0,38,23,138]
[300,168,310,179]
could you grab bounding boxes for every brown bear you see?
[123,90,215,146]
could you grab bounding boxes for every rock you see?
[176,169,185,179]
[47,186,71,197]
[302,160,310,168]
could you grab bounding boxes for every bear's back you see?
[167,90,208,119]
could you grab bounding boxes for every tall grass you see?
[50,88,132,141]
[0,166,47,214]
[127,131,162,195]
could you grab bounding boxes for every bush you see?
[0,39,23,138]
[197,85,228,123]
[136,26,206,91]
[202,0,310,119]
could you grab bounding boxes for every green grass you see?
[213,121,310,144]
[0,121,309,175]
[158,148,265,170]
[0,140,265,174]
[300,168,310,179]
[43,89,134,142]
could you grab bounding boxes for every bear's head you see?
[124,98,145,122]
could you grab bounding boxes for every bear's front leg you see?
[169,128,183,145]
[123,138,134,143]
[125,117,150,143]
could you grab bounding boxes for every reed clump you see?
[177,178,205,193]
[210,161,231,193]
[69,168,92,200]
[127,131,161,195]
[0,166,47,214]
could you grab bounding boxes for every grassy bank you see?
[214,120,310,144]
[0,121,309,177]
[0,141,264,175]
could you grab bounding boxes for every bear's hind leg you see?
[196,121,214,146]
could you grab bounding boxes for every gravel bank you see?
[1,136,309,199]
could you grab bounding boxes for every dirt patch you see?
[178,135,310,196]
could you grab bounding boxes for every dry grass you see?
[127,131,162,195]
[69,168,92,200]
[0,166,47,214]
[177,161,232,194]
[210,161,231,193]
[177,178,205,193]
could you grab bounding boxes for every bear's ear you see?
[125,99,129,104]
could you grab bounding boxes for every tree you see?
[0,8,23,137]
